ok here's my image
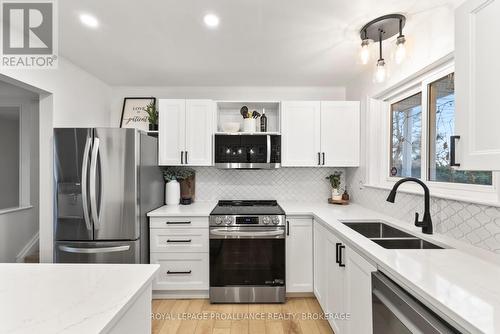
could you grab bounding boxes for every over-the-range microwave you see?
[214,134,281,169]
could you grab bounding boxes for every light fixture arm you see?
[378,30,384,61]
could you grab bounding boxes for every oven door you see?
[209,226,285,302]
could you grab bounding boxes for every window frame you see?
[366,60,500,206]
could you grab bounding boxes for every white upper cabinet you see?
[285,218,313,293]
[455,0,500,170]
[320,101,360,167]
[185,100,214,166]
[282,100,360,167]
[282,101,321,166]
[159,99,186,166]
[159,99,214,166]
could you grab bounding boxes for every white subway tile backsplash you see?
[192,167,345,202]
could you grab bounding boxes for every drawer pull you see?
[166,239,192,243]
[166,221,191,225]
[167,270,192,275]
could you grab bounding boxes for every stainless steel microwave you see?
[214,134,281,169]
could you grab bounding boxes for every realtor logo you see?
[1,0,58,68]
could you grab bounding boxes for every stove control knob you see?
[223,216,233,225]
[215,217,223,225]
[271,216,281,225]
[262,216,271,225]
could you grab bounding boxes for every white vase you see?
[165,180,180,205]
[243,118,256,133]
[332,188,342,200]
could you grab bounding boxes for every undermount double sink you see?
[342,222,446,249]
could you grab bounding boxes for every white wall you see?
[345,3,500,253]
[0,85,40,262]
[0,57,112,262]
[110,86,345,125]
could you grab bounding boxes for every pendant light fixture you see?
[359,14,406,83]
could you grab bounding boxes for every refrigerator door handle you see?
[90,137,101,229]
[81,136,92,231]
[58,245,130,254]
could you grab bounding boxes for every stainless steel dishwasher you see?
[372,272,464,334]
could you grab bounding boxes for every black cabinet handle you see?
[166,239,192,243]
[167,270,192,275]
[338,245,345,267]
[450,135,460,167]
[322,152,325,165]
[166,221,191,225]
[318,152,321,165]
[185,151,188,164]
[335,242,341,264]
[181,151,184,164]
[287,221,290,236]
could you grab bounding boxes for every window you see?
[388,70,493,186]
[0,107,20,210]
[427,74,492,185]
[390,93,422,178]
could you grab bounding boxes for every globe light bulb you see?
[360,39,370,65]
[395,35,406,64]
[374,59,386,83]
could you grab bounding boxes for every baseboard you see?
[286,292,315,298]
[153,290,209,299]
[16,232,39,263]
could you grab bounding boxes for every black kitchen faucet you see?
[386,177,433,235]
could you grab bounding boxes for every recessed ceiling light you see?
[203,14,219,28]
[79,13,99,29]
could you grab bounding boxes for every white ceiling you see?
[59,0,461,86]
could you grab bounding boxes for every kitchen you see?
[0,0,499,333]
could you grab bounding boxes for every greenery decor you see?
[326,171,342,189]
[145,101,158,125]
[161,166,195,182]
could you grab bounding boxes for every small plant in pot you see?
[326,171,343,200]
[145,101,158,131]
[161,167,196,205]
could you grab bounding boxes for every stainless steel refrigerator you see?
[53,128,163,264]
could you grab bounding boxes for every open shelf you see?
[214,131,281,136]
[216,101,281,134]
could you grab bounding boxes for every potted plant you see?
[326,171,343,200]
[145,101,158,131]
[161,167,196,205]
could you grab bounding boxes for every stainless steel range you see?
[209,200,286,303]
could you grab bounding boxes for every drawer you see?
[151,253,209,290]
[150,216,208,228]
[150,228,208,253]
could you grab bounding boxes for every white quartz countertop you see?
[147,201,216,217]
[281,201,500,334]
[148,201,500,333]
[0,263,159,334]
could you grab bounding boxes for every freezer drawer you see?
[55,240,140,264]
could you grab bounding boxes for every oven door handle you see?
[210,229,285,238]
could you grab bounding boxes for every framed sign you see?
[120,97,156,131]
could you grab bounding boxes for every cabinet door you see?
[286,218,313,293]
[320,101,360,167]
[282,101,321,166]
[185,100,214,166]
[326,233,345,334]
[455,0,500,170]
[344,246,376,334]
[158,99,186,165]
[313,222,327,308]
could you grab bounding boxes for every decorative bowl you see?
[222,122,240,133]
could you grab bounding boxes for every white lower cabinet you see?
[286,217,313,293]
[313,220,376,334]
[150,215,209,294]
[150,253,209,290]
